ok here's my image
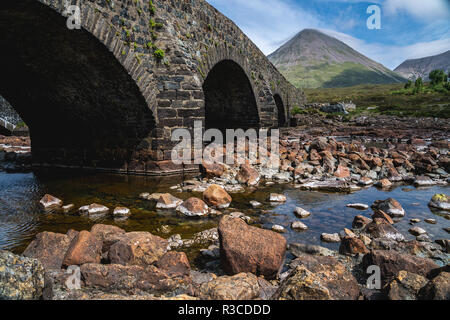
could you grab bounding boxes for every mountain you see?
[268,29,406,88]
[394,50,450,81]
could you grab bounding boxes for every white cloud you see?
[383,0,450,20]
[320,29,450,69]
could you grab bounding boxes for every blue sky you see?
[206,0,450,69]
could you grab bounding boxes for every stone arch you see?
[0,0,157,169]
[273,94,287,127]
[202,59,260,132]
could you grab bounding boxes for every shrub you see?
[154,49,165,61]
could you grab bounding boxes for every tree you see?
[404,80,412,89]
[429,69,446,86]
[413,77,423,94]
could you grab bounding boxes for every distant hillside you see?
[268,29,406,89]
[394,50,450,81]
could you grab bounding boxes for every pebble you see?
[269,193,287,202]
[272,225,286,233]
[293,207,311,218]
[410,219,421,223]
[249,201,262,208]
[346,203,369,210]
[321,233,341,243]
[409,227,427,236]
[291,221,308,231]
[424,219,437,224]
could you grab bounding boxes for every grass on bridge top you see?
[303,82,450,119]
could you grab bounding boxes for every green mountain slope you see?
[268,29,406,89]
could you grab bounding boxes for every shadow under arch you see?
[203,60,260,133]
[0,0,155,168]
[273,94,286,127]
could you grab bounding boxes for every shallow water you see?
[0,169,448,264]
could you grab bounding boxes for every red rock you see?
[22,232,71,269]
[156,251,191,276]
[176,197,209,217]
[372,210,394,224]
[203,184,232,208]
[352,215,372,229]
[63,231,102,267]
[39,194,63,212]
[201,161,224,178]
[236,164,260,186]
[156,193,182,209]
[334,165,350,178]
[218,215,286,280]
[339,236,369,255]
[90,224,126,243]
[108,232,168,267]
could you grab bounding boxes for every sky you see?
[206,0,450,70]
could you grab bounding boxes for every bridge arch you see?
[203,59,260,132]
[273,94,287,127]
[0,0,156,169]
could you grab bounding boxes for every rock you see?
[0,250,45,300]
[428,194,450,211]
[273,260,359,300]
[288,243,335,257]
[347,203,369,210]
[271,225,286,233]
[268,193,287,202]
[200,161,224,178]
[334,165,350,178]
[156,251,191,276]
[196,273,259,300]
[108,232,168,267]
[203,184,232,208]
[294,207,311,218]
[409,227,427,236]
[362,250,439,285]
[298,180,358,192]
[218,215,286,279]
[141,192,164,201]
[236,164,260,186]
[416,234,432,242]
[90,224,125,244]
[419,272,450,300]
[363,218,405,241]
[79,203,109,216]
[424,219,436,224]
[414,176,436,187]
[80,263,192,295]
[291,221,308,231]
[22,232,71,270]
[63,231,102,267]
[229,211,251,223]
[62,204,74,214]
[112,207,131,217]
[321,233,340,243]
[387,271,428,300]
[372,210,394,224]
[372,198,405,217]
[258,277,278,300]
[375,178,392,189]
[359,177,374,186]
[435,239,450,253]
[39,194,63,212]
[352,215,372,229]
[339,228,356,238]
[339,236,369,255]
[156,193,183,209]
[176,197,209,217]
[410,219,421,223]
[249,200,262,208]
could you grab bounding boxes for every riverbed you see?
[1,169,448,269]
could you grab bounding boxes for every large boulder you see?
[62,231,102,267]
[196,273,259,300]
[0,250,45,300]
[156,251,191,276]
[107,232,168,267]
[419,272,450,300]
[363,250,438,285]
[22,232,72,270]
[339,236,369,255]
[81,263,192,295]
[428,194,450,211]
[387,271,428,300]
[236,164,260,186]
[281,255,360,300]
[200,161,224,178]
[372,198,405,217]
[203,184,232,208]
[90,224,125,243]
[218,216,286,279]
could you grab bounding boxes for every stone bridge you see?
[0,0,305,174]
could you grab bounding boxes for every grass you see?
[304,82,450,119]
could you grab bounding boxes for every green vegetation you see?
[153,49,165,61]
[304,80,450,119]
